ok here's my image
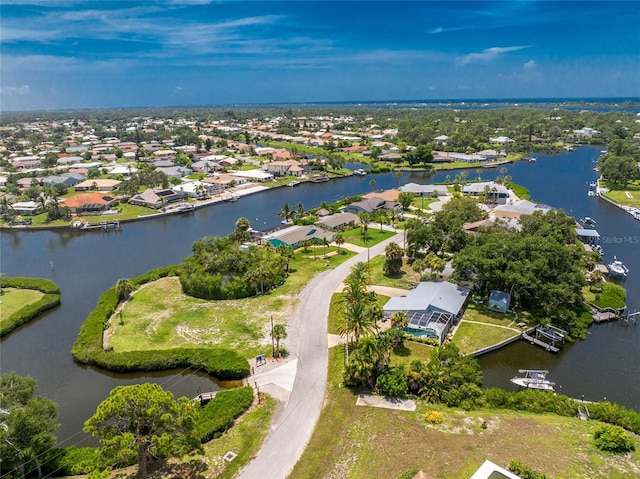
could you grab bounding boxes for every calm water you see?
[1,145,638,445]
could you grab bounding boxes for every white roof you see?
[384,281,469,316]
[230,170,274,180]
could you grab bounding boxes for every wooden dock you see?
[195,391,218,405]
[521,333,559,353]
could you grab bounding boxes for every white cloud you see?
[431,27,444,34]
[458,46,529,65]
[175,86,183,93]
[0,84,30,96]
[523,60,537,69]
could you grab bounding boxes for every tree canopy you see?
[84,383,200,479]
[0,373,58,479]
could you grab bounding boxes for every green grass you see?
[601,180,640,208]
[109,249,354,358]
[391,340,434,365]
[411,196,440,210]
[451,322,520,355]
[289,348,640,479]
[339,226,396,248]
[0,288,44,322]
[583,282,626,310]
[367,256,419,290]
[26,202,158,227]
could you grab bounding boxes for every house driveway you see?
[237,232,404,479]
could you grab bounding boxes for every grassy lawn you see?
[367,256,420,290]
[289,347,640,479]
[391,340,434,365]
[462,301,519,327]
[452,322,520,355]
[107,249,354,358]
[339,226,396,248]
[0,288,44,322]
[411,196,440,210]
[601,180,640,208]
[583,282,626,309]
[26,202,158,227]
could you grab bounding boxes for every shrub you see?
[195,387,254,442]
[424,410,444,424]
[508,460,551,479]
[375,367,407,398]
[396,469,420,479]
[43,446,106,475]
[592,424,636,453]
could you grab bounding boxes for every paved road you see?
[238,232,404,479]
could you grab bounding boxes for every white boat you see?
[589,181,597,188]
[510,370,555,392]
[608,257,629,278]
[354,168,368,176]
[588,190,596,197]
[222,194,239,202]
[288,181,301,187]
[580,217,596,227]
[528,157,537,163]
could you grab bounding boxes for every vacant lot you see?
[0,288,44,323]
[289,348,640,479]
[340,226,396,248]
[106,248,354,358]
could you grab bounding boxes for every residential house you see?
[75,179,122,191]
[263,224,334,248]
[344,196,400,215]
[11,201,41,216]
[203,174,246,188]
[383,281,470,344]
[462,182,509,204]
[262,159,304,177]
[130,188,186,209]
[400,183,448,197]
[492,199,551,220]
[489,136,515,144]
[17,177,41,189]
[173,181,221,198]
[42,173,85,188]
[156,166,192,178]
[61,192,117,214]
[315,212,359,231]
[230,170,274,182]
[434,135,448,146]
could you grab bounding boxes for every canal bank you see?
[1,144,639,443]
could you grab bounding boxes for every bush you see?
[508,460,552,479]
[592,424,636,453]
[43,446,106,475]
[424,410,444,424]
[375,367,407,398]
[396,469,420,479]
[195,387,254,442]
[0,277,61,337]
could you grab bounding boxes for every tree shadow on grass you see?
[393,344,412,357]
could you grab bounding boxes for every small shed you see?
[488,290,511,313]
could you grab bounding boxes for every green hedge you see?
[71,266,250,380]
[195,387,254,442]
[0,277,61,337]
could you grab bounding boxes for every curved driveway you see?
[238,232,404,479]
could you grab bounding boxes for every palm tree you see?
[460,171,468,184]
[395,170,403,188]
[115,278,134,301]
[334,233,345,253]
[369,179,376,191]
[476,168,483,181]
[322,237,330,258]
[296,202,305,219]
[390,311,409,330]
[271,323,287,359]
[278,203,292,224]
[339,301,378,345]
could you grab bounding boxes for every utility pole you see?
[270,316,275,359]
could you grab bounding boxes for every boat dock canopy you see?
[575,228,600,239]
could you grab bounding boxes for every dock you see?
[521,332,560,353]
[195,391,218,406]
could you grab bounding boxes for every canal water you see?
[1,145,638,445]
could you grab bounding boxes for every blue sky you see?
[1,1,639,111]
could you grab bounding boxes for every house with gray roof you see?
[315,212,359,231]
[344,196,400,215]
[42,172,85,187]
[492,199,551,220]
[383,281,470,344]
[130,188,186,209]
[156,166,192,178]
[263,225,334,248]
[400,183,448,197]
[488,290,511,313]
[463,181,509,204]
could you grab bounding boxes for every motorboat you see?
[608,257,629,279]
[580,217,596,227]
[510,370,555,392]
[588,190,596,197]
[288,181,301,187]
[528,157,537,163]
[354,168,368,176]
[589,181,597,188]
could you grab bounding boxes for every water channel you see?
[1,144,638,444]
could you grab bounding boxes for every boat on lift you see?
[580,217,597,227]
[608,257,629,279]
[510,370,555,392]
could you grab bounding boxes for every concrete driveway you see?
[237,232,404,479]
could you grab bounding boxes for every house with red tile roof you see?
[61,192,117,214]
